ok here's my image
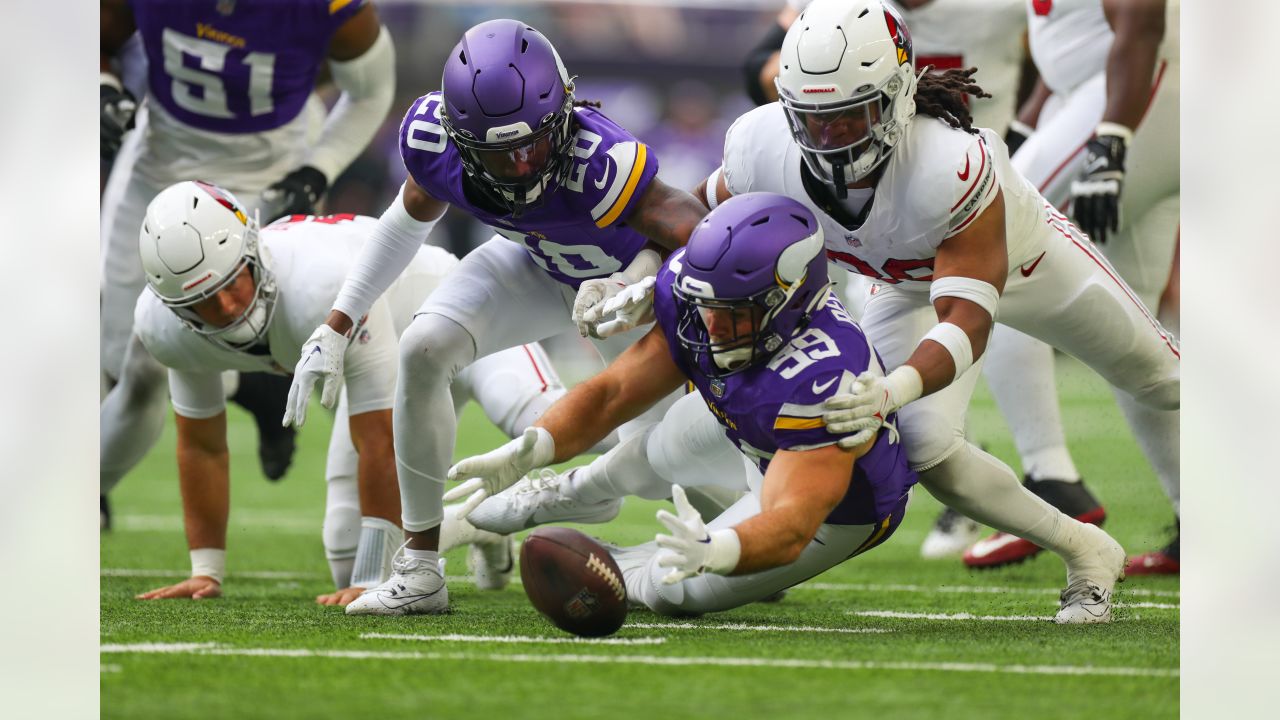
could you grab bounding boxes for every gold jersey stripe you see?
[595,143,648,228]
[330,0,358,15]
[774,416,824,431]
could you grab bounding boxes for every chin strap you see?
[832,162,849,199]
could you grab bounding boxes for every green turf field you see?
[101,354,1179,719]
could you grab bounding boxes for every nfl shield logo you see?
[710,379,725,398]
[844,232,862,248]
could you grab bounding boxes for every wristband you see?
[704,528,742,575]
[529,426,557,467]
[921,322,974,379]
[1095,121,1134,143]
[100,72,123,91]
[704,167,723,210]
[1007,119,1035,137]
[190,548,226,584]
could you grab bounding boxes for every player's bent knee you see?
[1131,376,1179,411]
[398,313,476,383]
[323,502,361,559]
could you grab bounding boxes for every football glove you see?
[1003,120,1034,157]
[595,275,657,338]
[262,165,329,221]
[822,368,920,450]
[283,324,349,428]
[100,82,137,162]
[1069,123,1132,245]
[654,486,740,584]
[445,427,556,519]
[571,277,627,338]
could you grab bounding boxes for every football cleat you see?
[1055,523,1125,624]
[920,507,983,558]
[468,535,515,591]
[468,468,622,535]
[230,372,297,481]
[344,552,448,616]
[1125,528,1179,576]
[1054,579,1113,624]
[964,476,1106,569]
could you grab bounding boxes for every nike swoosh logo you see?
[594,158,613,190]
[812,377,837,395]
[697,535,712,544]
[957,154,971,181]
[1084,155,1109,174]
[376,585,445,610]
[965,533,1022,559]
[1019,251,1047,277]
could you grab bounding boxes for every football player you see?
[452,194,920,617]
[285,19,725,616]
[128,182,568,604]
[974,0,1180,573]
[100,0,396,512]
[694,0,1181,619]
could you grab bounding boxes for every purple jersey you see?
[130,0,365,133]
[399,92,659,289]
[653,252,918,526]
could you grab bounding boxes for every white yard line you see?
[115,514,318,533]
[98,642,1177,678]
[798,582,1179,599]
[626,622,892,634]
[361,632,664,646]
[102,568,318,580]
[850,610,1051,622]
[100,664,122,674]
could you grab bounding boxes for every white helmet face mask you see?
[775,0,919,194]
[138,181,279,352]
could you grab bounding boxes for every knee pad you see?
[323,475,360,559]
[398,313,476,382]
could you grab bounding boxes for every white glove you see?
[444,427,556,518]
[654,486,741,585]
[595,275,657,338]
[822,367,922,450]
[571,277,627,338]
[283,324,349,428]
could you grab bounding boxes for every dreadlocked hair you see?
[913,67,991,135]
[573,99,602,109]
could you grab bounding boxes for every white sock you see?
[404,548,440,564]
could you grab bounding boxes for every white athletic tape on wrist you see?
[705,528,741,575]
[884,365,924,409]
[350,517,400,588]
[614,248,662,285]
[921,322,974,379]
[190,548,226,584]
[704,167,723,210]
[929,276,1000,319]
[100,72,124,91]
[1095,121,1134,143]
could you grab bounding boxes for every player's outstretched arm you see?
[137,412,231,600]
[626,177,709,252]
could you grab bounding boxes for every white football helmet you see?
[776,0,920,193]
[138,181,278,351]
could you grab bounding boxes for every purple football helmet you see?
[440,19,576,216]
[673,193,829,377]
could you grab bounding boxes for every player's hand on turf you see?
[136,576,222,601]
[262,165,328,221]
[654,486,717,585]
[595,275,657,338]
[1069,125,1130,244]
[283,324,349,428]
[316,586,365,606]
[822,371,902,449]
[445,427,556,518]
[572,277,628,338]
[100,83,137,162]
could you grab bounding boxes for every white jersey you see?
[789,0,1027,132]
[1026,0,1112,95]
[722,104,1048,289]
[134,214,459,419]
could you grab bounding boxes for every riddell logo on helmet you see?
[802,86,839,94]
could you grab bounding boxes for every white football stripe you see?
[626,622,891,634]
[361,633,664,646]
[850,610,1050,622]
[797,581,1180,599]
[99,643,1178,678]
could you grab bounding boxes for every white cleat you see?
[919,507,982,559]
[468,535,515,591]
[345,553,448,616]
[1055,524,1126,624]
[603,540,657,610]
[468,468,622,535]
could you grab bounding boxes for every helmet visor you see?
[475,133,556,184]
[791,98,883,155]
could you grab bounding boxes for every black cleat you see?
[231,372,297,481]
[100,494,112,532]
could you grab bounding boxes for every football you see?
[519,527,628,637]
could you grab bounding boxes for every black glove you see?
[1003,120,1033,157]
[1069,125,1130,244]
[101,82,137,163]
[262,165,329,221]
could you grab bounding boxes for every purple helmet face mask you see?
[674,193,829,377]
[440,19,575,216]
